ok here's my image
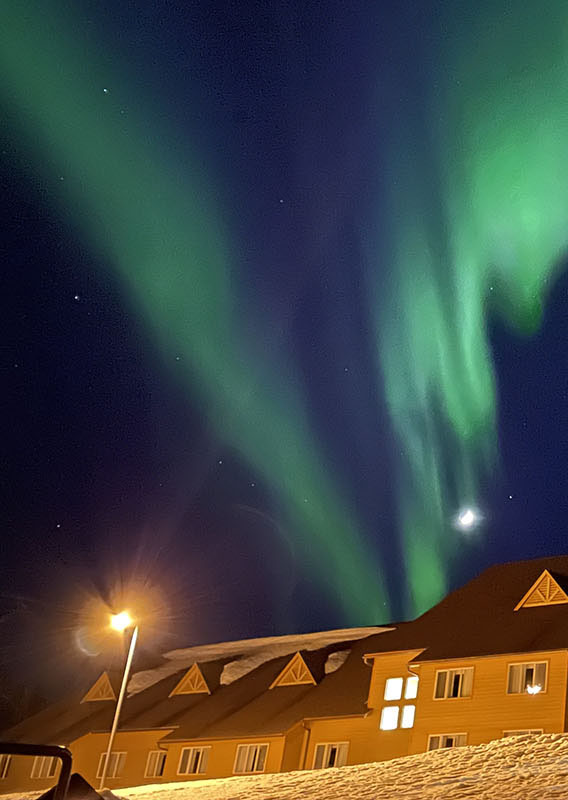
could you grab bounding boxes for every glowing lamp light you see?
[110,611,133,631]
[526,684,542,695]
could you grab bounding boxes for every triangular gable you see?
[169,663,210,696]
[514,569,568,611]
[269,652,317,689]
[80,672,116,703]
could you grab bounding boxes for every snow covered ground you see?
[119,734,568,800]
[5,733,568,800]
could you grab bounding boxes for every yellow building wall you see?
[71,729,174,789]
[301,650,424,769]
[409,649,568,753]
[163,736,285,782]
[281,722,306,773]
[0,753,62,795]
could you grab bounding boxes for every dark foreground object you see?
[38,773,105,800]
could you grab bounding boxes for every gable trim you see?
[80,671,116,703]
[269,652,317,689]
[169,663,211,696]
[514,569,568,611]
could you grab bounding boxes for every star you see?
[74,294,80,301]
[103,87,109,93]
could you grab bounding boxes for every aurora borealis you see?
[375,1,568,611]
[3,0,568,681]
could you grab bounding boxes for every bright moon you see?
[456,507,480,530]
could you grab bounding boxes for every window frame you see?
[0,755,11,780]
[96,751,127,780]
[31,756,58,779]
[312,742,349,769]
[144,750,167,778]
[176,746,211,776]
[427,733,468,751]
[506,661,548,695]
[233,743,269,774]
[433,667,474,700]
[503,729,543,737]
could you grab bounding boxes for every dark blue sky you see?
[3,0,568,697]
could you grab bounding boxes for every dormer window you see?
[514,570,568,610]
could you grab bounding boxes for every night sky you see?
[3,0,568,696]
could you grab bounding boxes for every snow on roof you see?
[324,649,351,674]
[128,627,386,695]
[118,733,568,799]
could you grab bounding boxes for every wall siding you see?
[408,650,568,753]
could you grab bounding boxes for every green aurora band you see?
[0,3,390,623]
[376,1,568,614]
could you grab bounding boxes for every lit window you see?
[400,705,416,728]
[428,733,467,750]
[384,677,403,701]
[96,752,126,780]
[233,744,268,774]
[434,668,473,699]
[380,706,400,730]
[31,757,58,779]
[0,755,11,780]
[507,662,547,694]
[145,751,167,778]
[312,743,349,769]
[177,747,210,775]
[404,675,419,699]
[503,730,543,737]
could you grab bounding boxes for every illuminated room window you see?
[381,675,418,730]
[177,747,210,775]
[0,755,11,780]
[380,706,400,730]
[434,668,473,699]
[503,729,543,737]
[31,757,58,779]
[312,742,349,769]
[507,662,547,694]
[96,752,126,779]
[400,705,416,728]
[384,677,404,700]
[428,733,467,750]
[233,744,268,774]
[145,750,167,778]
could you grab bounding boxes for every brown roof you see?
[361,555,568,662]
[160,640,371,741]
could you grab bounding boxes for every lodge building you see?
[2,555,568,793]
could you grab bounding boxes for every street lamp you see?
[98,612,138,790]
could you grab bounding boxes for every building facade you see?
[2,556,568,793]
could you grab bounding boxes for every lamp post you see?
[98,612,138,791]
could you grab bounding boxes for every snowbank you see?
[5,733,568,800]
[120,733,568,800]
